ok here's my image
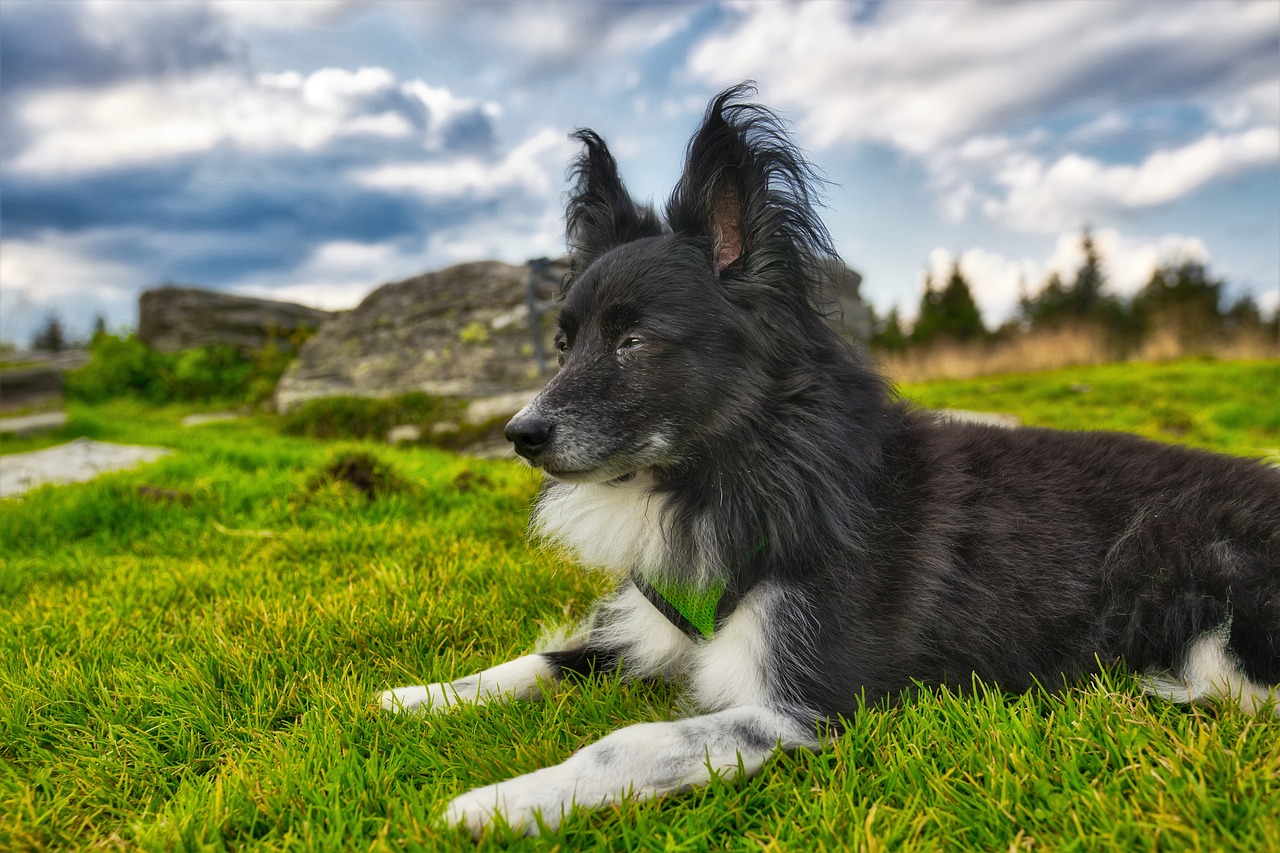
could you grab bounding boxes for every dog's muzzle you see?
[505,411,553,462]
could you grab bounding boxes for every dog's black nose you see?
[505,413,553,461]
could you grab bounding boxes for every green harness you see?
[630,537,767,641]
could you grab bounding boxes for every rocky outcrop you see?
[138,286,335,353]
[272,256,869,416]
[819,259,873,342]
[274,259,567,412]
[0,350,89,415]
[0,366,64,414]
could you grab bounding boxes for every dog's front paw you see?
[377,683,458,714]
[442,770,575,838]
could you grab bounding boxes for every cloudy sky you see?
[2,0,1278,346]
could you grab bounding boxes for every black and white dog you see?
[381,85,1280,836]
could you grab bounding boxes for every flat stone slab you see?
[934,409,1021,429]
[463,389,539,425]
[0,410,69,436]
[0,438,173,498]
[181,411,243,427]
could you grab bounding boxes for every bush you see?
[66,334,292,406]
[279,392,463,441]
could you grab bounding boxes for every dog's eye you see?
[616,336,644,356]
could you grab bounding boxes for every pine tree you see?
[1068,227,1106,317]
[1021,227,1120,332]
[913,263,986,345]
[911,272,940,346]
[935,261,985,341]
[872,306,909,351]
[31,312,66,352]
[1020,271,1067,327]
[1134,260,1224,347]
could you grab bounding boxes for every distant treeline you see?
[868,228,1278,357]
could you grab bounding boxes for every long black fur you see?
[511,83,1280,722]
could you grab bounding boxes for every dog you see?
[380,84,1280,837]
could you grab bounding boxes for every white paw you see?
[442,770,576,838]
[377,683,461,714]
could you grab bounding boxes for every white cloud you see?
[1042,229,1209,299]
[690,0,1279,233]
[691,0,1277,154]
[1258,288,1280,318]
[1210,78,1280,130]
[0,232,147,344]
[8,67,497,174]
[1067,111,1133,145]
[227,200,567,314]
[354,128,575,200]
[985,127,1280,231]
[422,204,566,267]
[207,0,351,31]
[922,246,1038,327]
[400,1,697,81]
[0,233,140,303]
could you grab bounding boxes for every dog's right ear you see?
[566,130,664,272]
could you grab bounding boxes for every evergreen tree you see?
[1021,227,1123,333]
[1223,294,1262,331]
[871,306,909,351]
[31,312,66,352]
[911,272,940,346]
[1068,227,1106,317]
[1020,271,1067,327]
[936,261,986,341]
[913,262,985,345]
[1133,260,1224,347]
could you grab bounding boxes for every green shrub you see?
[279,391,463,441]
[65,334,293,406]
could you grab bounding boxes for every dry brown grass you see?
[875,324,1280,383]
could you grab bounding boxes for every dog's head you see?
[506,84,841,484]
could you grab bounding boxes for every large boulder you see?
[272,256,869,416]
[274,259,567,412]
[0,350,89,415]
[819,259,873,343]
[138,285,336,353]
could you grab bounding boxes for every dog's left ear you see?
[667,83,834,283]
[566,130,664,272]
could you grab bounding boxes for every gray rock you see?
[138,285,335,353]
[0,350,90,414]
[0,366,64,413]
[271,255,869,414]
[181,411,243,427]
[0,411,69,436]
[932,409,1021,429]
[818,259,873,342]
[0,437,172,498]
[387,424,423,444]
[275,259,566,412]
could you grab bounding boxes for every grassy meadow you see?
[2,359,1278,851]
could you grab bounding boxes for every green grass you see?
[901,359,1280,457]
[2,360,1278,851]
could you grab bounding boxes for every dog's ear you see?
[566,130,663,271]
[667,83,835,283]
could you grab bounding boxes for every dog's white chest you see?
[685,585,778,711]
[533,479,669,574]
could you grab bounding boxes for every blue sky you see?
[2,0,1277,347]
